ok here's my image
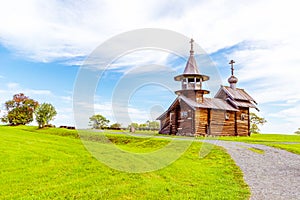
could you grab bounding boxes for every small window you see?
[225,112,230,120]
[188,78,194,82]
[241,113,246,121]
[181,111,188,119]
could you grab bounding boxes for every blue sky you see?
[0,0,299,133]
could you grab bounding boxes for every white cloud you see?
[7,82,19,89]
[4,82,52,98]
[0,0,298,60]
[264,104,300,134]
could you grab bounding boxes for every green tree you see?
[250,113,267,134]
[148,120,160,130]
[35,103,57,128]
[110,123,121,129]
[89,114,110,129]
[139,123,147,130]
[128,122,139,129]
[1,93,39,125]
[294,128,300,134]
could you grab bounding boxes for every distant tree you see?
[128,122,139,129]
[110,123,121,129]
[148,120,160,130]
[139,123,147,129]
[1,93,39,125]
[294,128,300,135]
[89,114,110,129]
[35,103,57,128]
[250,113,267,134]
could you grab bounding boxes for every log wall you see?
[158,100,251,137]
[236,108,250,136]
[176,100,193,136]
[195,108,208,136]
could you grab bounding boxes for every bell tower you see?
[174,39,210,103]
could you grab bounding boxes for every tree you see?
[250,113,267,134]
[35,103,57,128]
[139,123,147,130]
[1,93,39,125]
[89,114,110,129]
[128,122,139,129]
[148,121,160,130]
[294,128,300,135]
[110,123,121,129]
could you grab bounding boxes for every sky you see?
[0,0,299,133]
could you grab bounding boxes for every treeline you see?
[1,93,57,128]
[89,114,159,131]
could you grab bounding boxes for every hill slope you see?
[0,126,249,199]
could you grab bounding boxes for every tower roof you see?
[183,38,200,75]
[174,38,209,81]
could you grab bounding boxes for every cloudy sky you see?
[0,0,299,133]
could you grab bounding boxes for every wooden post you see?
[169,112,172,135]
[234,112,238,136]
[247,109,250,136]
[207,109,211,136]
[192,110,195,135]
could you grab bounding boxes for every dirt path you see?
[204,140,300,200]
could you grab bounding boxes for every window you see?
[241,113,246,121]
[225,112,230,120]
[188,78,194,82]
[181,111,188,119]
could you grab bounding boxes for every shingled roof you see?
[183,53,200,75]
[214,85,258,110]
[215,86,257,103]
[174,39,209,81]
[180,96,238,111]
[156,95,238,120]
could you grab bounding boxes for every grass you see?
[0,125,250,199]
[265,143,300,155]
[247,147,265,154]
[215,134,300,155]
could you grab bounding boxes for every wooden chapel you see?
[157,39,258,136]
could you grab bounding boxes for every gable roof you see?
[215,86,257,104]
[156,95,238,120]
[226,97,259,110]
[180,96,238,111]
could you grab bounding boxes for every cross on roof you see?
[189,38,194,55]
[229,60,235,76]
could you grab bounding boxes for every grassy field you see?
[0,126,250,199]
[217,134,300,155]
[138,130,300,155]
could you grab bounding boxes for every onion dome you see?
[228,75,238,84]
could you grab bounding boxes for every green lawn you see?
[0,126,250,199]
[216,133,300,155]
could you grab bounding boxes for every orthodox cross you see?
[229,60,235,76]
[190,38,194,55]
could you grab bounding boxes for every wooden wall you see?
[195,108,208,136]
[236,108,250,136]
[179,90,204,103]
[195,109,237,136]
[158,100,250,137]
[210,110,234,136]
[176,100,193,136]
[158,113,170,134]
